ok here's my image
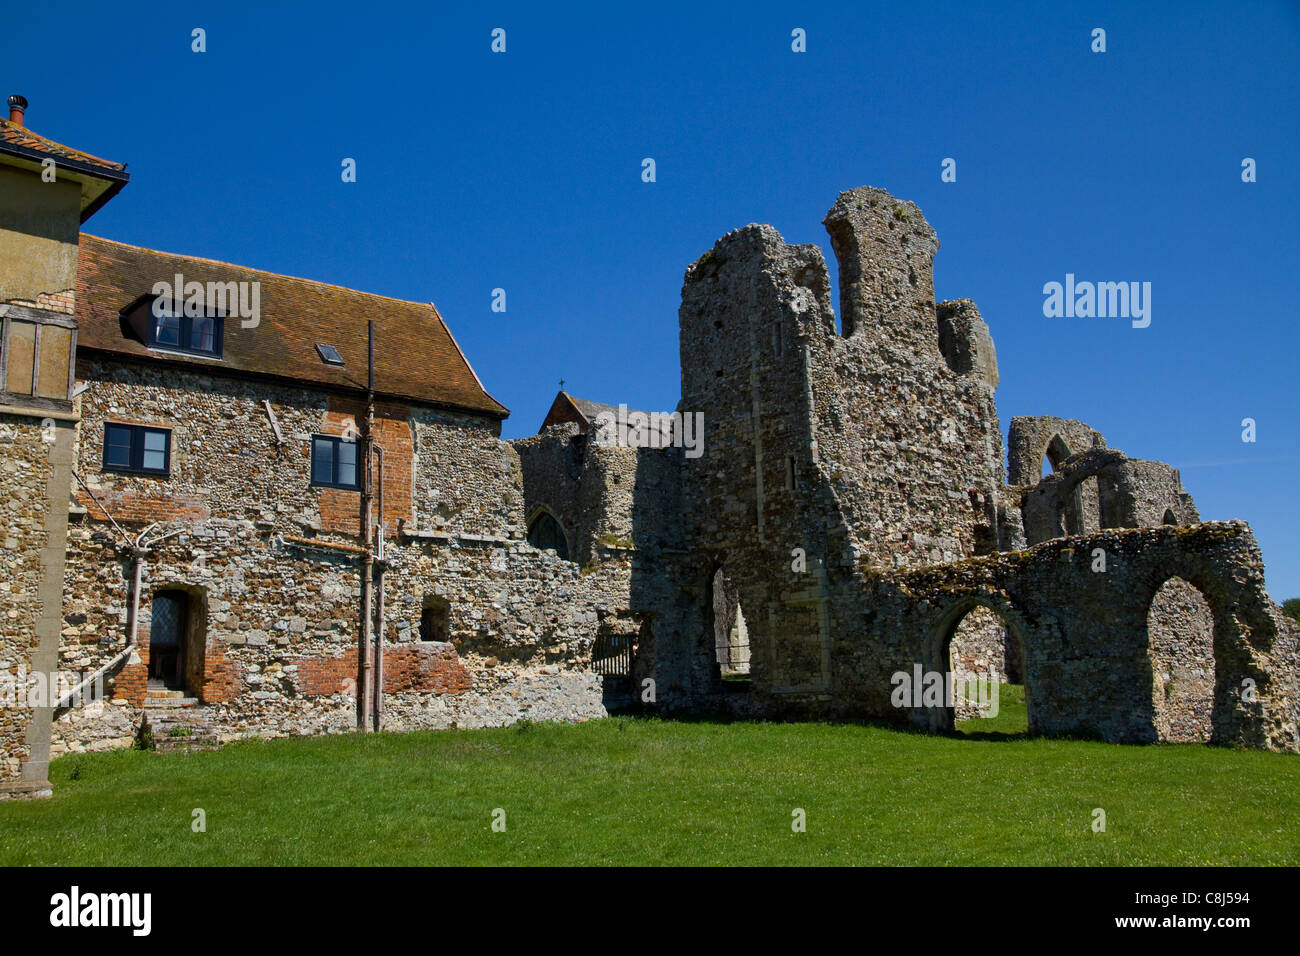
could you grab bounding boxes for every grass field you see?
[1,693,1296,866]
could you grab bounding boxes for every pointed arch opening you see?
[526,507,571,561]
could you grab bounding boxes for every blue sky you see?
[10,1,1298,597]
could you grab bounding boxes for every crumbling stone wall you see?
[1022,448,1199,545]
[832,522,1298,751]
[1007,416,1107,487]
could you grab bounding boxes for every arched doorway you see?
[1146,576,1216,742]
[148,590,189,692]
[944,602,1028,734]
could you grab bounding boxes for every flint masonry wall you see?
[674,186,1007,707]
[1022,447,1200,545]
[47,357,628,756]
[837,522,1298,750]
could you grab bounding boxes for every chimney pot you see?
[7,94,27,126]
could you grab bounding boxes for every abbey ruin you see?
[3,97,1297,797]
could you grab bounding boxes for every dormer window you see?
[146,301,223,357]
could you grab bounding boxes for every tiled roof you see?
[0,118,126,171]
[75,235,508,418]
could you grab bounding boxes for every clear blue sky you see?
[11,1,1298,598]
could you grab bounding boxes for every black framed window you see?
[146,302,223,357]
[311,435,360,489]
[103,423,171,476]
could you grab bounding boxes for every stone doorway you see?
[148,590,189,692]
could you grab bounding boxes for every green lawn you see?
[1,713,1296,866]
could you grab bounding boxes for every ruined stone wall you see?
[819,188,1005,567]
[1007,416,1107,488]
[47,358,636,756]
[826,522,1298,751]
[1022,448,1200,545]
[512,424,684,567]
[672,187,1007,710]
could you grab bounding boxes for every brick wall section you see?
[3,288,75,315]
[295,644,472,696]
[318,397,413,535]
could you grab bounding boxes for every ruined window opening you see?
[420,596,450,643]
[711,568,751,680]
[311,434,359,489]
[526,510,570,561]
[103,422,171,477]
[1162,509,1177,525]
[785,455,798,491]
[946,603,1027,734]
[1146,577,1215,742]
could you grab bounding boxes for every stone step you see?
[143,697,199,709]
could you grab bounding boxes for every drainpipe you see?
[358,321,376,732]
[125,546,144,647]
[373,442,385,732]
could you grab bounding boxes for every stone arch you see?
[1022,448,1132,544]
[1129,548,1281,747]
[1041,433,1072,477]
[926,593,1031,733]
[1162,508,1177,525]
[1146,576,1216,742]
[525,505,571,561]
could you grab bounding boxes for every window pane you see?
[190,317,216,353]
[336,440,357,487]
[311,438,334,484]
[140,430,167,472]
[5,321,35,394]
[154,314,181,346]
[36,325,71,399]
[105,425,133,468]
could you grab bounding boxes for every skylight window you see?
[316,343,344,366]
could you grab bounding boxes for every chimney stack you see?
[7,95,27,126]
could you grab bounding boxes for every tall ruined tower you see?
[818,187,1004,566]
[677,187,1005,706]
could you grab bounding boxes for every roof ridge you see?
[81,234,437,311]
